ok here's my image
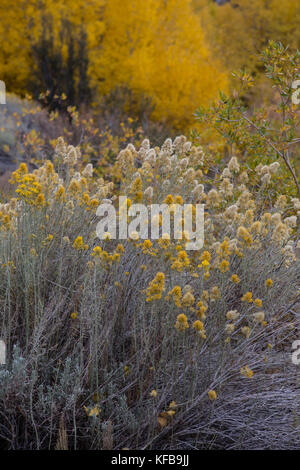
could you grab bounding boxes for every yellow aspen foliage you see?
[0,0,105,95]
[0,0,227,130]
[194,0,300,76]
[98,0,227,129]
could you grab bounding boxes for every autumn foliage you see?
[0,0,227,129]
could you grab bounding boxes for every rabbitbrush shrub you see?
[0,133,299,449]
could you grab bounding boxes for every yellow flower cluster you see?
[73,236,89,251]
[14,172,43,206]
[181,291,195,309]
[175,313,189,331]
[196,300,208,320]
[171,250,190,272]
[157,401,177,428]
[146,272,165,302]
[91,245,122,266]
[193,320,206,338]
[240,365,254,378]
[165,286,182,307]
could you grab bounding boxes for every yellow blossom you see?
[164,194,174,205]
[166,286,182,307]
[240,365,254,378]
[201,259,210,268]
[241,292,253,303]
[92,246,102,257]
[146,272,165,302]
[84,405,100,417]
[68,179,81,194]
[208,390,217,400]
[36,193,46,207]
[193,320,204,331]
[181,291,195,308]
[200,251,211,262]
[175,313,189,331]
[237,226,253,245]
[265,279,273,288]
[73,236,87,250]
[219,259,230,273]
[231,274,240,284]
